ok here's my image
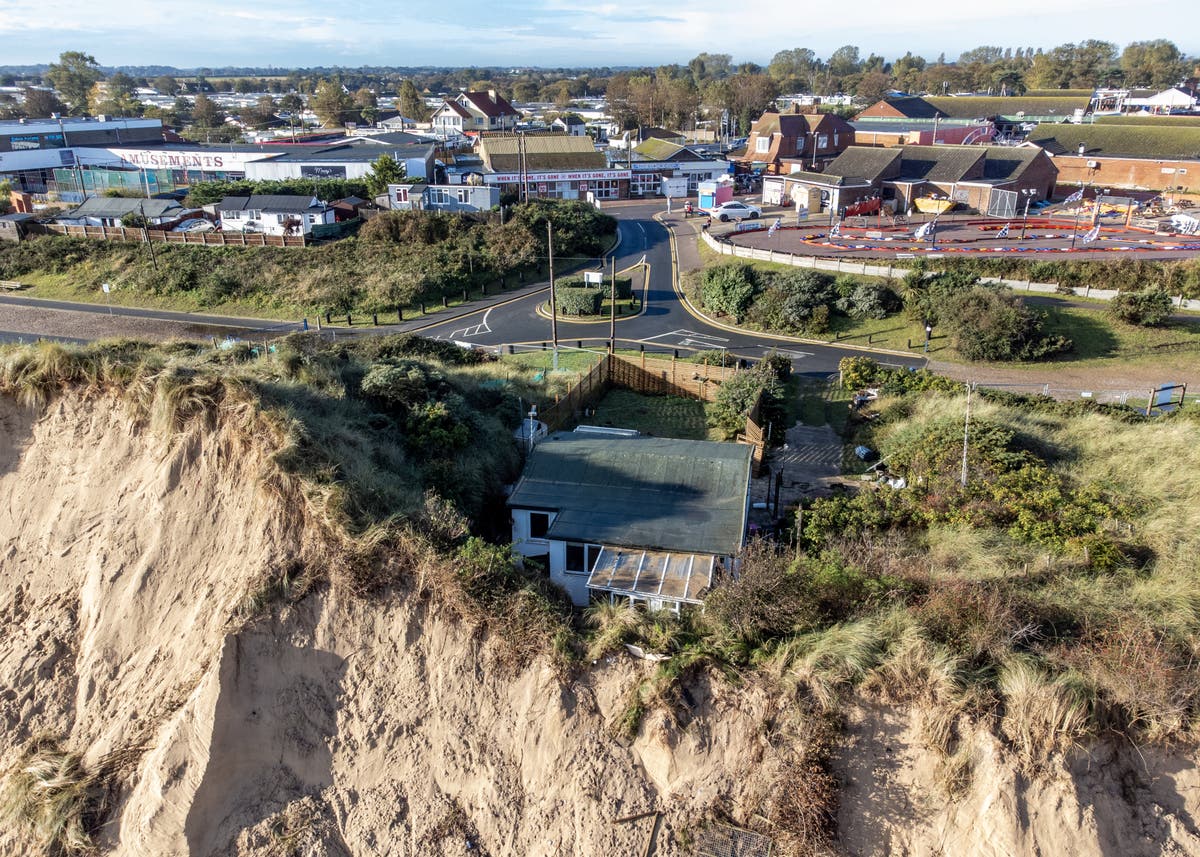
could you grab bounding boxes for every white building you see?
[507,431,752,611]
[388,182,498,212]
[55,196,188,227]
[216,194,334,236]
[432,90,521,137]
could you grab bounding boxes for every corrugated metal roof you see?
[479,135,606,172]
[507,433,752,556]
[66,197,184,218]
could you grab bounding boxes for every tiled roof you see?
[66,197,184,218]
[899,145,985,182]
[864,97,948,119]
[820,147,903,182]
[981,147,1044,180]
[634,139,710,162]
[437,99,473,119]
[461,91,519,118]
[217,195,324,213]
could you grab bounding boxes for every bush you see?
[836,282,903,319]
[1107,288,1173,327]
[554,285,603,315]
[556,274,633,300]
[944,287,1072,362]
[709,364,787,441]
[700,262,757,321]
[776,269,837,332]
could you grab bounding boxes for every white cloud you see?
[0,0,1196,67]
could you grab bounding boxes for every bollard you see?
[868,333,873,344]
[639,343,645,353]
[372,313,378,326]
[442,296,448,308]
[907,338,912,349]
[577,340,582,349]
[398,307,404,321]
[302,318,309,332]
[519,271,525,283]
[673,349,679,359]
[508,344,516,354]
[481,282,487,295]
[541,342,547,350]
[347,314,352,327]
[420,301,426,314]
[325,312,331,324]
[462,289,468,303]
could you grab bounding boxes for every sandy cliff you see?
[2,392,1199,856]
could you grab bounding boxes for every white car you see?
[173,218,215,233]
[712,201,762,222]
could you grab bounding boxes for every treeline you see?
[1,41,1194,136]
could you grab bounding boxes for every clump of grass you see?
[998,658,1093,771]
[0,735,102,855]
[767,618,890,712]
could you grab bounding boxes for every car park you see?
[711,201,762,222]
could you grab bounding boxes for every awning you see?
[586,547,716,605]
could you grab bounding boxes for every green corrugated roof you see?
[507,433,752,556]
[926,96,1088,119]
[1028,123,1200,160]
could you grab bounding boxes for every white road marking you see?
[642,328,730,344]
[448,306,494,340]
[762,347,813,358]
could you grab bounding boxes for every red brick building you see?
[731,108,855,174]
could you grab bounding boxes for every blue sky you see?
[1,0,1197,68]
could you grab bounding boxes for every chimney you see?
[488,89,497,101]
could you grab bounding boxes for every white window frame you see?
[755,135,771,154]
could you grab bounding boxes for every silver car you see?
[712,201,763,222]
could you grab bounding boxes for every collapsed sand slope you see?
[5,391,1200,857]
[837,704,1200,857]
[0,393,784,856]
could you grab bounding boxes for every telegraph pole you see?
[548,221,559,371]
[609,254,616,353]
[960,382,974,488]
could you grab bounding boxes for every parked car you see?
[173,218,214,233]
[712,201,762,222]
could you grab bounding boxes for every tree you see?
[353,86,377,124]
[311,79,354,127]
[854,71,892,105]
[190,93,224,129]
[0,180,12,213]
[88,72,140,116]
[46,51,102,115]
[365,153,404,197]
[1121,40,1186,88]
[397,79,428,121]
[244,95,278,130]
[21,87,65,118]
[945,287,1072,361]
[152,75,179,96]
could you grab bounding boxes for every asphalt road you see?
[410,202,919,376]
[0,203,927,376]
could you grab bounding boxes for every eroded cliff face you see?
[2,393,1199,857]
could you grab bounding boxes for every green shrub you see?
[700,262,757,321]
[944,287,1072,362]
[556,274,633,300]
[708,364,787,441]
[554,285,603,315]
[1107,288,1173,327]
[836,282,903,319]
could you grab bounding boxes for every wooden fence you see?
[536,353,766,468]
[39,224,306,247]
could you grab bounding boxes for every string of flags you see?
[768,217,782,237]
[1063,188,1085,205]
[829,221,841,237]
[996,223,1010,239]
[914,220,936,240]
[1081,224,1101,244]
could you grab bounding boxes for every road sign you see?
[583,271,603,285]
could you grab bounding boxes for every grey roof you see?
[66,197,184,218]
[0,212,35,222]
[820,147,903,183]
[265,142,434,163]
[217,194,325,213]
[981,147,1045,180]
[507,433,752,556]
[899,145,985,182]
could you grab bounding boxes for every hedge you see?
[556,274,633,300]
[554,285,604,315]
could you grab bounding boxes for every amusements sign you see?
[100,147,277,172]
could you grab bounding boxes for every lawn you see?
[583,388,717,440]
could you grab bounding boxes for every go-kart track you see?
[723,215,1200,261]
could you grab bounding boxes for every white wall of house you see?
[219,207,333,236]
[511,508,597,606]
[389,183,498,212]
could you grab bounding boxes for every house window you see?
[395,187,409,202]
[456,188,470,203]
[427,188,450,205]
[529,512,550,540]
[565,543,602,575]
[756,135,771,154]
